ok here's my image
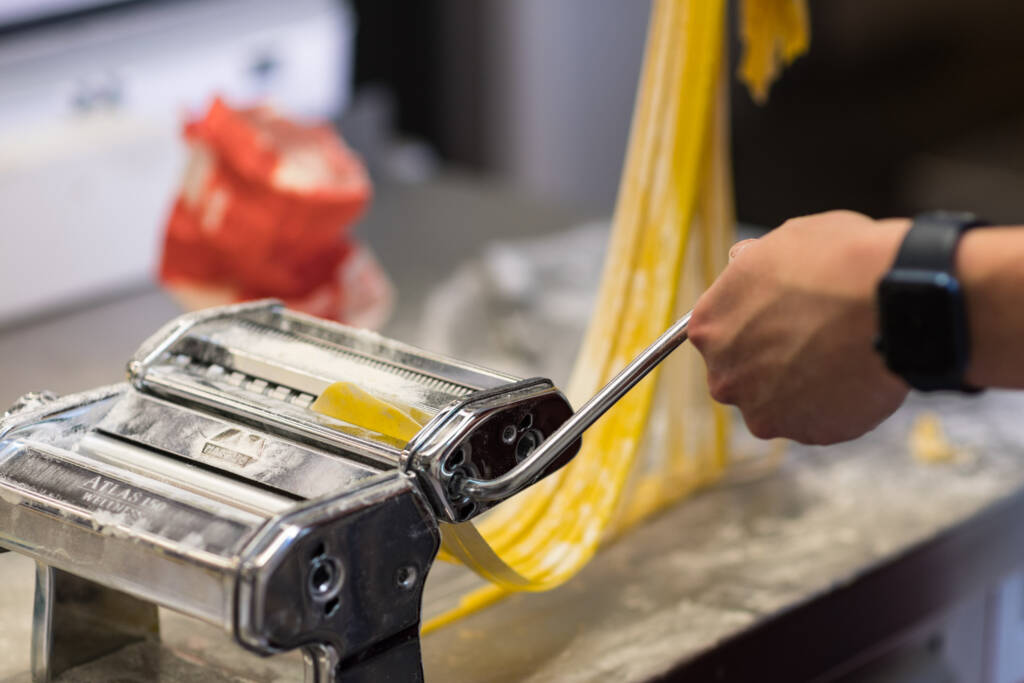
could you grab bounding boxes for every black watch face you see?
[878,271,966,374]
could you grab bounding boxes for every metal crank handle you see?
[460,309,694,502]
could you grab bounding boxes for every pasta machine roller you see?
[0,299,692,681]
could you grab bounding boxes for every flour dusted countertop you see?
[1,175,1023,681]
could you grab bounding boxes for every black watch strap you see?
[880,211,989,392]
[892,211,988,271]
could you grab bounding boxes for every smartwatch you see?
[875,211,989,392]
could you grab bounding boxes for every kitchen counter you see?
[1,174,1022,681]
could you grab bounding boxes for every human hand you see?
[688,211,911,445]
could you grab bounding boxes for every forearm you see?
[958,227,1024,388]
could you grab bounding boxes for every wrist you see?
[958,230,987,386]
[958,227,1021,388]
[868,218,911,350]
[873,219,913,269]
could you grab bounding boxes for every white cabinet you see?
[0,0,354,324]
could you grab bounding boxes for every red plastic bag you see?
[159,98,393,327]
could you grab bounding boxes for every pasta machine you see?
[0,299,692,681]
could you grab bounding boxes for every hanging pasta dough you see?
[313,0,810,632]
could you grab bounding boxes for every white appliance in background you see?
[0,0,354,325]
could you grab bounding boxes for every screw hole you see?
[308,556,342,600]
[396,565,418,590]
[515,429,543,462]
[501,424,517,445]
[312,564,331,591]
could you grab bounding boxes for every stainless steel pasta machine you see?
[0,299,691,681]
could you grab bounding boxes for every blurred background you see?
[3,0,1024,329]
[354,0,1024,224]
[3,2,1024,681]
